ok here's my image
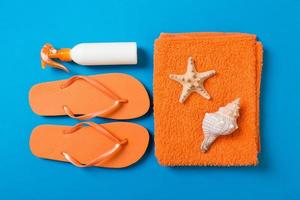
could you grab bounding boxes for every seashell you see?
[201,98,241,153]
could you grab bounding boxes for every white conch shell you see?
[201,98,241,153]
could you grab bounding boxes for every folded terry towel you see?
[154,32,263,166]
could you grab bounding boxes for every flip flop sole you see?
[29,73,150,120]
[30,122,149,168]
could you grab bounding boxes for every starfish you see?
[169,57,216,103]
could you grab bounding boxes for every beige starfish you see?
[169,57,216,103]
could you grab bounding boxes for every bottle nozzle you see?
[40,43,72,73]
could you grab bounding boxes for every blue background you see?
[0,0,299,199]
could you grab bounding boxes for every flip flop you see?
[30,122,149,168]
[29,73,150,120]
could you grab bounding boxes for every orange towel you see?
[154,32,263,166]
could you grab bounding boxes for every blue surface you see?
[0,0,299,199]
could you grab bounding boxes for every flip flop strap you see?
[60,76,128,120]
[61,122,127,168]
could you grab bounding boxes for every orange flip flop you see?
[30,122,149,168]
[29,73,150,120]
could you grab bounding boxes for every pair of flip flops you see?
[29,73,150,168]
